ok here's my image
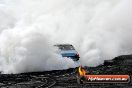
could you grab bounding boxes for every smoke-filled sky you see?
[0,0,132,73]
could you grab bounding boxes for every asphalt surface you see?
[0,55,132,88]
[0,65,131,88]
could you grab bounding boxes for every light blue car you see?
[55,44,80,61]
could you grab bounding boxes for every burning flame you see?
[78,66,86,76]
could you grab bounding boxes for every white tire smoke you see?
[0,0,131,73]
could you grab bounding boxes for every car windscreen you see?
[56,45,75,50]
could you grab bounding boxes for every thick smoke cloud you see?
[0,0,131,73]
[0,29,76,73]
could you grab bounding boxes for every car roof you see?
[54,44,73,46]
